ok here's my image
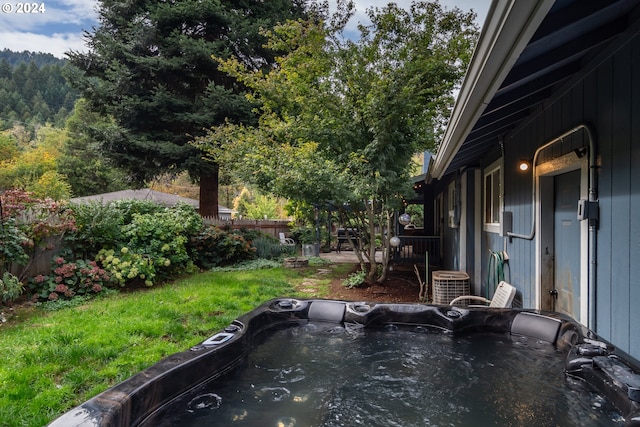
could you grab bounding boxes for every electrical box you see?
[577,199,599,221]
[500,211,513,236]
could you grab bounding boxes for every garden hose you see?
[486,251,506,299]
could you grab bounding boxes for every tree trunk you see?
[199,166,219,218]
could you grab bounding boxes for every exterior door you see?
[553,170,581,319]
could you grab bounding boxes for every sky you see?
[0,0,490,59]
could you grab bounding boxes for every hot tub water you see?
[147,323,624,427]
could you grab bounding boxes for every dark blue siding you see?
[465,32,640,359]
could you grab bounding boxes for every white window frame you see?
[483,159,502,234]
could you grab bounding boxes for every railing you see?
[393,235,441,267]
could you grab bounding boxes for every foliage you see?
[0,126,72,199]
[201,1,478,283]
[0,217,30,270]
[0,272,23,303]
[291,226,318,244]
[0,50,78,128]
[27,256,110,302]
[209,258,283,271]
[405,204,425,228]
[64,201,126,259]
[65,0,309,216]
[96,248,157,287]
[29,170,72,201]
[0,189,76,268]
[252,235,296,259]
[58,99,129,197]
[188,225,256,269]
[36,288,119,311]
[342,269,366,289]
[95,203,204,286]
[233,186,287,219]
[123,205,203,273]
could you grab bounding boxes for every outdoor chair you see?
[450,281,516,308]
[279,232,295,246]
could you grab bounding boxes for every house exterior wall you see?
[437,32,640,360]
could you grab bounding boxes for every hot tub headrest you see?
[308,301,346,323]
[511,312,561,344]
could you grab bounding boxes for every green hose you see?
[486,251,505,299]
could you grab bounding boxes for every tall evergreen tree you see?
[66,0,308,216]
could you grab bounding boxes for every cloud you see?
[0,0,96,57]
[0,31,88,57]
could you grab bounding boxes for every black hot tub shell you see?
[47,299,640,426]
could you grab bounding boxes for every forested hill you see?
[0,49,79,128]
[0,49,63,67]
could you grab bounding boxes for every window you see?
[448,181,457,228]
[484,161,502,231]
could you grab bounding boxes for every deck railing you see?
[393,235,441,267]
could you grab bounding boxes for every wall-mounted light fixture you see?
[574,147,587,158]
[518,160,530,172]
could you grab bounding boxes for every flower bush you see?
[28,256,111,302]
[188,225,256,269]
[96,248,156,287]
[96,203,203,287]
[1,189,76,248]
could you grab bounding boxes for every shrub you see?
[95,203,203,287]
[0,272,23,303]
[27,256,111,302]
[342,269,366,289]
[188,225,256,269]
[0,217,30,271]
[253,235,296,259]
[0,189,76,248]
[122,204,202,277]
[65,201,126,259]
[96,248,156,287]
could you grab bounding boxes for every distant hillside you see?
[0,49,79,128]
[0,49,65,67]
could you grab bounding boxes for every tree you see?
[233,187,287,219]
[0,125,72,200]
[201,1,478,282]
[65,0,309,217]
[58,99,129,197]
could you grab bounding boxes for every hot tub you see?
[48,299,640,426]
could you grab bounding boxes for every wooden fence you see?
[8,236,61,280]
[203,218,292,239]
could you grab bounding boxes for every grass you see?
[0,263,347,427]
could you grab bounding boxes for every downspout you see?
[507,124,597,328]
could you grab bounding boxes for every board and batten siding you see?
[481,32,640,360]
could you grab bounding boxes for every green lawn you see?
[0,265,345,427]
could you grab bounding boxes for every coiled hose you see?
[486,251,506,299]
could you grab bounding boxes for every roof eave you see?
[431,0,555,180]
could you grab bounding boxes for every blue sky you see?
[0,0,489,59]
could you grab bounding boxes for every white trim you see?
[483,158,502,234]
[432,0,555,180]
[535,152,589,325]
[460,170,468,272]
[474,168,483,295]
